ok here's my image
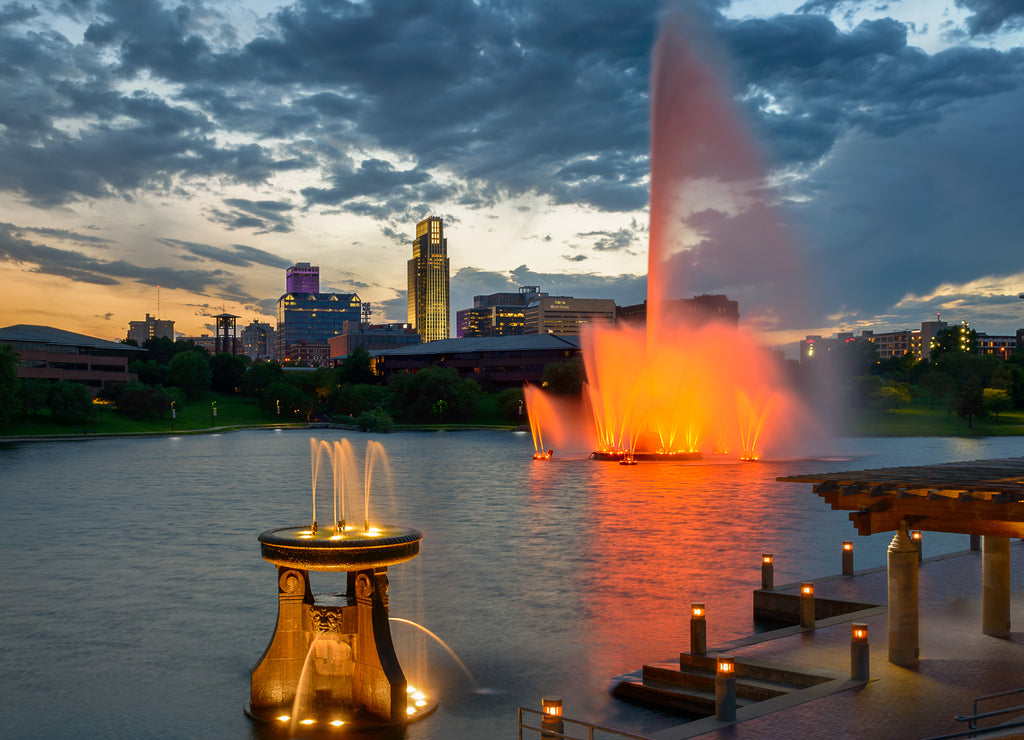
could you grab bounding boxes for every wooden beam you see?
[850,510,1024,538]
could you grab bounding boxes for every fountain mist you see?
[526,9,815,461]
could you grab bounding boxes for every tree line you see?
[797,326,1024,427]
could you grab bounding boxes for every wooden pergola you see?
[779,457,1024,539]
[779,457,1024,665]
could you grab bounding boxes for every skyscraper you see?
[407,216,450,343]
[286,262,320,293]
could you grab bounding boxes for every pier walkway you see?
[648,543,1024,740]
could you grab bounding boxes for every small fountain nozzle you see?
[311,520,318,534]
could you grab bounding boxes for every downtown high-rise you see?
[407,216,450,343]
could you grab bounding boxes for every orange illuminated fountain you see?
[247,439,436,731]
[525,11,809,462]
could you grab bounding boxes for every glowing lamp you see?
[276,715,290,722]
[851,623,868,643]
[911,531,921,542]
[329,719,344,726]
[541,696,563,717]
[801,582,814,597]
[843,541,853,552]
[691,603,706,619]
[300,718,315,725]
[716,657,735,675]
[762,553,773,565]
[407,706,416,715]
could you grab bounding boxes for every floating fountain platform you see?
[248,522,434,730]
[590,450,703,462]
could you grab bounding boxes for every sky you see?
[1,0,1023,351]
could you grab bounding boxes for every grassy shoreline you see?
[4,396,1024,442]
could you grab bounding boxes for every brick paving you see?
[650,544,1024,740]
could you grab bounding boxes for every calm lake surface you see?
[1,430,1021,739]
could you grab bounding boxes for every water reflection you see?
[0,431,1020,739]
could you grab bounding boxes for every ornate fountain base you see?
[247,526,433,730]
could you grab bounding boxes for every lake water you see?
[0,430,1020,739]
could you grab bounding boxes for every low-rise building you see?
[127,314,175,345]
[0,324,144,396]
[373,334,581,388]
[617,295,740,326]
[328,321,420,360]
[524,296,616,335]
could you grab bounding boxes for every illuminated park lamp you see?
[717,656,735,675]
[761,553,774,590]
[852,623,868,643]
[843,541,853,552]
[850,622,870,680]
[800,582,816,628]
[911,531,921,543]
[541,697,563,717]
[691,603,706,620]
[842,541,855,575]
[801,582,814,597]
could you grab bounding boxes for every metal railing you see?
[921,687,1024,739]
[517,707,654,740]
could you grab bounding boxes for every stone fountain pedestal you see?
[247,526,424,727]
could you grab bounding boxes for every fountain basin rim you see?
[258,526,421,571]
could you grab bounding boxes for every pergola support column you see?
[982,536,1011,638]
[887,523,919,666]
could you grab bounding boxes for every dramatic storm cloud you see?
[0,0,1021,347]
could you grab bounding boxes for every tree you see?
[128,359,165,386]
[917,369,955,410]
[142,336,177,365]
[242,361,284,397]
[18,378,53,417]
[261,380,314,419]
[983,388,1012,420]
[388,366,480,421]
[329,383,389,416]
[540,359,585,395]
[836,338,880,377]
[166,350,212,398]
[931,324,979,360]
[873,380,911,414]
[956,379,986,428]
[496,387,526,422]
[48,381,96,423]
[337,346,376,385]
[0,343,18,426]
[209,353,249,394]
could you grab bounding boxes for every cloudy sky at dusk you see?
[1,0,1023,349]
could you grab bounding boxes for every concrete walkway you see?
[650,543,1024,740]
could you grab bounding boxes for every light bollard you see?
[761,553,774,590]
[850,623,870,681]
[540,696,563,739]
[842,541,854,576]
[715,656,737,722]
[911,530,923,563]
[690,603,707,656]
[800,582,815,629]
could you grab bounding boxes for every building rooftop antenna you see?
[157,285,161,320]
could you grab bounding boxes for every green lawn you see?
[844,403,1024,437]
[0,391,303,438]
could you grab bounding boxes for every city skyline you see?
[1,1,1023,350]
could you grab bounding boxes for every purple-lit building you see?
[286,263,320,294]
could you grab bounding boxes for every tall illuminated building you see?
[286,262,320,293]
[407,216,450,343]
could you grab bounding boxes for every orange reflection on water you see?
[576,459,790,677]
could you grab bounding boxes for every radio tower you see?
[157,285,161,320]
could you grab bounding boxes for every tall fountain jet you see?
[528,9,810,462]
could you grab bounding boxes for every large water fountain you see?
[247,439,435,732]
[526,11,810,462]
